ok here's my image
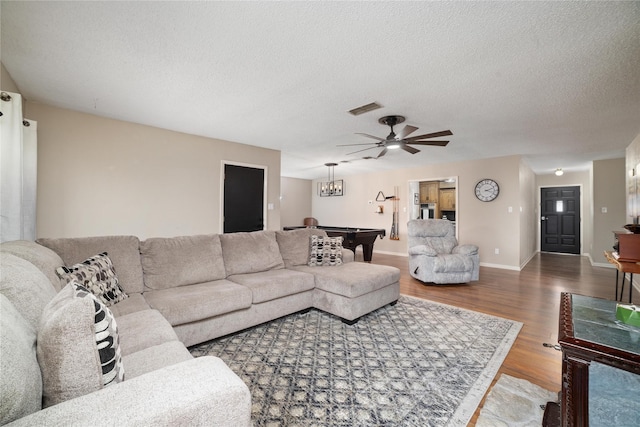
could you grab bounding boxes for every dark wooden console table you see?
[543,293,640,426]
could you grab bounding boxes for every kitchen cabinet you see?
[420,182,439,204]
[439,188,455,210]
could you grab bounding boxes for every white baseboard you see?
[479,262,521,271]
[592,262,614,268]
[373,250,523,271]
[372,249,408,257]
[519,252,537,270]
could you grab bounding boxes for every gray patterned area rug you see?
[189,295,522,427]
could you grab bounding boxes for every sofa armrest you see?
[7,357,251,427]
[453,244,478,256]
[408,245,438,256]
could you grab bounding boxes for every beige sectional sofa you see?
[0,227,400,426]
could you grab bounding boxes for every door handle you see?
[541,216,547,221]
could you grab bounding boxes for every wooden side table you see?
[603,250,638,303]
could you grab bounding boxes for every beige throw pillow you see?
[37,281,124,407]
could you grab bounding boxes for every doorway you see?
[407,177,458,237]
[540,186,581,254]
[223,162,266,233]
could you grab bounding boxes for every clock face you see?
[475,179,499,202]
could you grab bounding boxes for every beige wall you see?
[1,62,20,93]
[519,159,537,267]
[305,154,630,270]
[591,158,626,265]
[312,155,527,269]
[280,177,312,227]
[25,102,281,239]
[626,132,640,223]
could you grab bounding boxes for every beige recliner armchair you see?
[407,219,479,284]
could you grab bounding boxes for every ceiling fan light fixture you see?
[339,115,451,158]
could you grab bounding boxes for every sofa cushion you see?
[0,252,57,331]
[425,238,457,255]
[116,309,181,356]
[293,262,400,298]
[122,341,192,380]
[220,230,285,275]
[309,235,343,266]
[228,269,315,304]
[56,252,128,306]
[276,228,328,267]
[0,295,42,424]
[433,254,475,273]
[140,234,226,290]
[37,282,125,408]
[109,293,151,318]
[37,235,145,294]
[144,279,252,326]
[1,240,65,290]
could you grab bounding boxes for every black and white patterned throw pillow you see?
[56,252,128,306]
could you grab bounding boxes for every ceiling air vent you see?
[348,102,383,116]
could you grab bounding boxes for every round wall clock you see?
[475,179,500,202]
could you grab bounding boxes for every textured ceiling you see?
[2,1,639,180]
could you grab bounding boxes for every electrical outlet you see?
[494,248,500,255]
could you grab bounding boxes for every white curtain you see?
[0,91,37,242]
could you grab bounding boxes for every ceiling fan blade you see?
[397,125,419,139]
[355,132,386,142]
[402,145,420,154]
[407,140,449,147]
[346,146,380,155]
[405,130,453,141]
[376,148,388,158]
[337,142,379,147]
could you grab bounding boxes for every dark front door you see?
[540,186,580,254]
[223,164,265,233]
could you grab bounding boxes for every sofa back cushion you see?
[0,295,42,424]
[276,228,328,268]
[1,240,65,290]
[0,253,57,331]
[140,234,226,290]
[219,230,284,275]
[37,236,144,294]
[37,281,124,408]
[407,219,458,254]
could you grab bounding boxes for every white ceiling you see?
[2,1,639,180]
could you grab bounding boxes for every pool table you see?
[283,226,386,262]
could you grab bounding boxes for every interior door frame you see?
[537,183,583,254]
[406,176,458,239]
[220,160,268,233]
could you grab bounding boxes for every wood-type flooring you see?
[365,251,622,426]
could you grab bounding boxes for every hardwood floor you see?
[365,251,620,425]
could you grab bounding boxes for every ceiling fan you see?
[338,115,452,158]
